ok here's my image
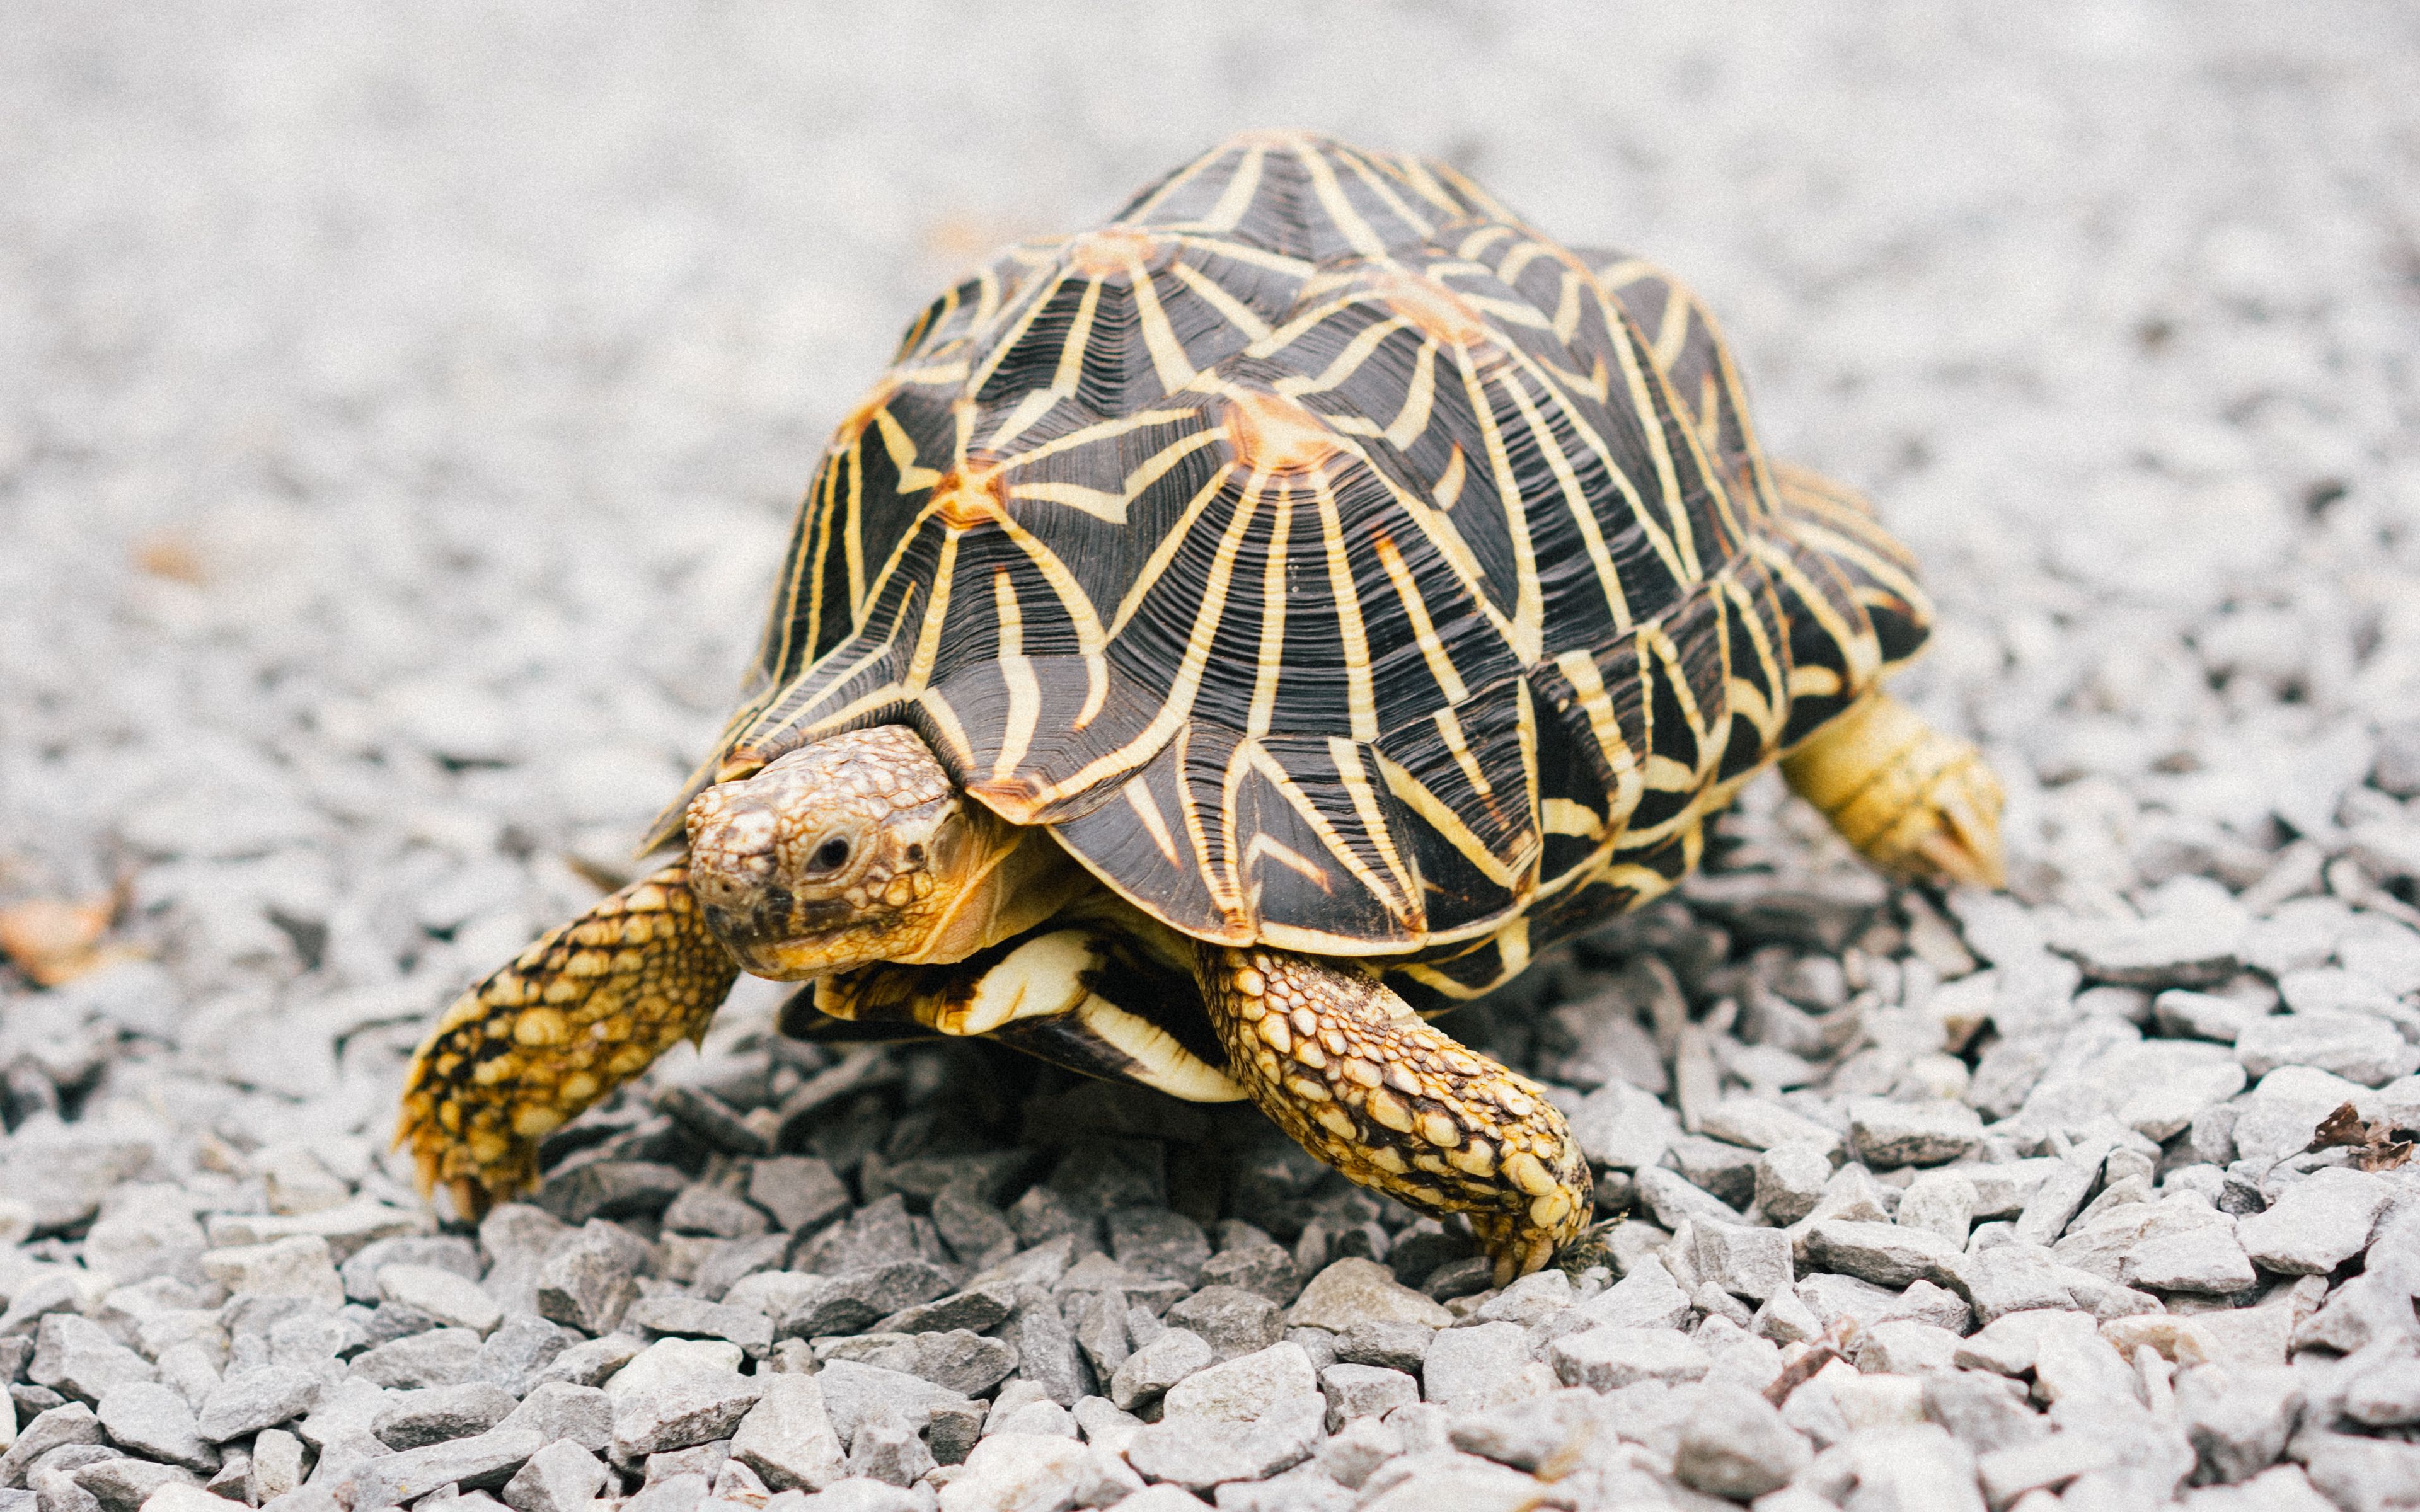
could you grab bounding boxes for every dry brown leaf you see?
[0,893,118,987]
[2307,1100,2416,1172]
[132,534,207,585]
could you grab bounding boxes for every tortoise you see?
[400,132,2003,1280]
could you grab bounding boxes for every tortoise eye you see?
[810,836,852,873]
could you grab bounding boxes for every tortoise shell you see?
[650,131,1932,1003]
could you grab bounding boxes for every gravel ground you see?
[7,4,2420,1510]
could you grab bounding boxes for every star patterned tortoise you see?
[400,132,2004,1280]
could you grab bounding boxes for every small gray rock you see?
[349,1329,485,1390]
[1417,1323,1533,1412]
[1632,1167,1743,1229]
[624,1297,775,1359]
[1673,1381,1810,1499]
[72,1457,195,1512]
[377,1268,503,1337]
[1318,1365,1415,1431]
[30,1317,158,1407]
[1331,1320,1431,1375]
[659,1183,769,1239]
[1444,1389,1597,1475]
[343,1426,544,1509]
[527,1334,643,1392]
[1691,1222,1794,1302]
[1196,1246,1302,1307]
[1806,1219,1959,1289]
[1921,1372,2045,1456]
[1895,1171,1979,1249]
[499,1440,609,1512]
[1122,1395,1324,1491]
[1,1404,105,1490]
[491,1382,612,1454]
[248,1429,307,1504]
[844,1410,935,1489]
[468,1314,580,1397]
[1285,1261,1450,1334]
[813,1361,974,1445]
[1163,1343,1317,1423]
[197,1366,328,1443]
[1753,1142,1834,1227]
[2238,1168,2390,1276]
[746,1159,852,1236]
[2236,1012,2420,1086]
[1165,1287,1282,1364]
[1002,1297,1091,1409]
[1848,1099,1984,1168]
[609,1372,766,1463]
[1109,1329,1212,1412]
[534,1223,649,1337]
[2177,1365,2302,1484]
[2121,1227,2256,1295]
[94,1382,217,1474]
[1547,1326,1709,1392]
[372,1382,518,1449]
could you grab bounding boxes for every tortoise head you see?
[682,724,1086,978]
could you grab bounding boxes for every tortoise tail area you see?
[396,861,738,1219]
[1780,690,2005,891]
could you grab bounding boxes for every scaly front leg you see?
[397,861,739,1218]
[1194,944,1591,1283]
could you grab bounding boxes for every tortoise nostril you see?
[690,807,780,906]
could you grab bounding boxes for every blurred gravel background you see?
[6,4,2420,1510]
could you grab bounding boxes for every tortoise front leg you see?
[1194,944,1591,1283]
[397,861,739,1218]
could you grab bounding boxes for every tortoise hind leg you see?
[398,861,739,1218]
[1782,691,2006,889]
[1194,944,1591,1283]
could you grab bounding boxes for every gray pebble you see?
[1164,1343,1317,1423]
[1415,1324,1532,1412]
[92,1382,217,1474]
[1673,1381,1809,1499]
[1443,1389,1597,1474]
[377,1268,503,1336]
[625,1297,775,1359]
[1330,1320,1431,1375]
[492,1382,612,1454]
[609,1372,766,1464]
[72,1457,195,1512]
[1847,1098,1985,1168]
[372,1382,518,1450]
[1165,1287,1283,1364]
[660,1184,770,1240]
[1547,1326,1709,1392]
[499,1440,609,1512]
[534,1223,650,1337]
[2236,1012,2420,1086]
[350,1329,485,1390]
[30,1318,156,1408]
[1122,1396,1323,1492]
[342,1426,544,1509]
[197,1365,330,1444]
[248,1429,307,1505]
[1753,1142,1835,1226]
[1317,1365,1415,1432]
[1108,1329,1211,1412]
